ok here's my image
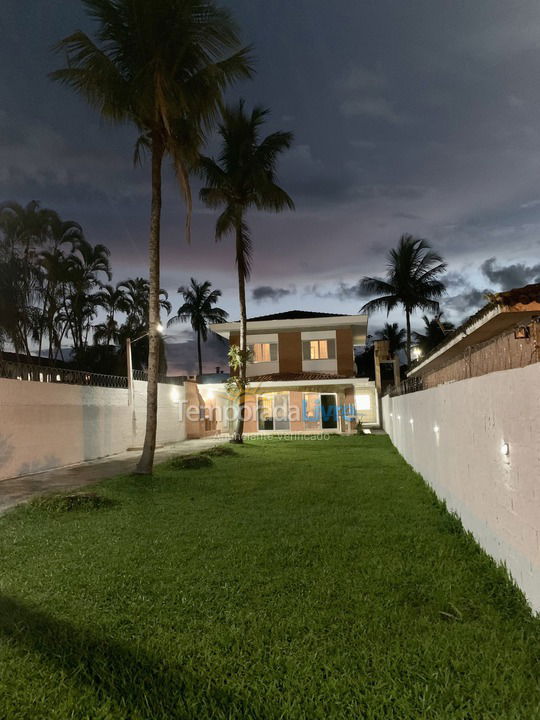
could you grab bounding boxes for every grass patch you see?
[29,492,116,513]
[202,444,237,458]
[1,436,539,719]
[168,453,213,470]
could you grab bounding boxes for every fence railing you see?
[0,361,183,389]
[386,376,424,397]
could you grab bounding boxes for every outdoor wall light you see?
[397,415,401,420]
[409,418,414,425]
[433,425,440,433]
[514,326,530,340]
[501,442,510,456]
[156,323,164,334]
[389,412,393,418]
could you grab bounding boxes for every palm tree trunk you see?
[232,224,247,444]
[405,309,411,366]
[135,132,164,474]
[197,329,203,377]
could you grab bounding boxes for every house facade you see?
[196,311,378,436]
[405,283,540,392]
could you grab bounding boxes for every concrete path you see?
[0,437,228,515]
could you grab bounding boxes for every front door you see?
[320,393,338,429]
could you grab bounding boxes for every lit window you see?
[257,393,290,431]
[356,394,371,410]
[252,343,271,362]
[309,339,330,359]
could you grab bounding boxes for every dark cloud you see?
[481,257,540,290]
[252,285,296,303]
[303,281,372,302]
[3,0,540,336]
[446,288,491,317]
[165,331,228,376]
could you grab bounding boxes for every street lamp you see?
[126,323,164,405]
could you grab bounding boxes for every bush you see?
[202,445,237,458]
[31,492,116,513]
[170,454,214,470]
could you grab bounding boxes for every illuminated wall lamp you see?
[514,326,530,340]
[433,425,440,433]
[501,442,510,456]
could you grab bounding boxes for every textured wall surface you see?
[382,363,540,611]
[0,378,186,480]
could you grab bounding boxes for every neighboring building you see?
[406,283,540,391]
[201,310,378,435]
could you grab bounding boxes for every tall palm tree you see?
[413,313,454,356]
[52,0,252,472]
[199,100,294,442]
[93,283,131,346]
[168,278,228,375]
[118,277,172,332]
[375,322,406,357]
[361,234,447,364]
[63,238,112,351]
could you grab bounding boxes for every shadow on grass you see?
[0,595,252,719]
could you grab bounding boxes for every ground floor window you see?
[257,392,290,431]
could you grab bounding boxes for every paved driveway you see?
[0,437,228,514]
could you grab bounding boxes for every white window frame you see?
[256,391,291,432]
[319,392,339,430]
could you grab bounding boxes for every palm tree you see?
[168,278,228,375]
[361,234,447,364]
[199,100,294,442]
[52,0,252,472]
[375,322,406,357]
[413,313,454,356]
[118,277,172,333]
[63,238,112,351]
[93,284,131,346]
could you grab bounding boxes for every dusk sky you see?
[2,0,540,373]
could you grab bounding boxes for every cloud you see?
[481,257,540,289]
[252,285,296,303]
[445,288,491,316]
[340,97,402,123]
[338,66,386,93]
[303,281,372,302]
[165,330,228,376]
[337,65,405,124]
[520,199,540,209]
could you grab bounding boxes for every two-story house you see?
[196,311,378,436]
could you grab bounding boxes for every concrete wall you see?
[382,363,540,611]
[0,377,186,480]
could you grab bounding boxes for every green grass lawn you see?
[1,435,539,719]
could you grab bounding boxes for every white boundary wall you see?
[0,378,186,480]
[382,362,540,612]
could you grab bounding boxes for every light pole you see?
[127,323,164,405]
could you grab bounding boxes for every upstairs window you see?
[303,339,336,360]
[250,342,278,363]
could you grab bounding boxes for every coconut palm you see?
[93,284,131,346]
[118,277,172,332]
[52,0,252,472]
[375,322,406,357]
[413,313,454,356]
[199,100,294,442]
[168,278,228,375]
[361,235,447,364]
